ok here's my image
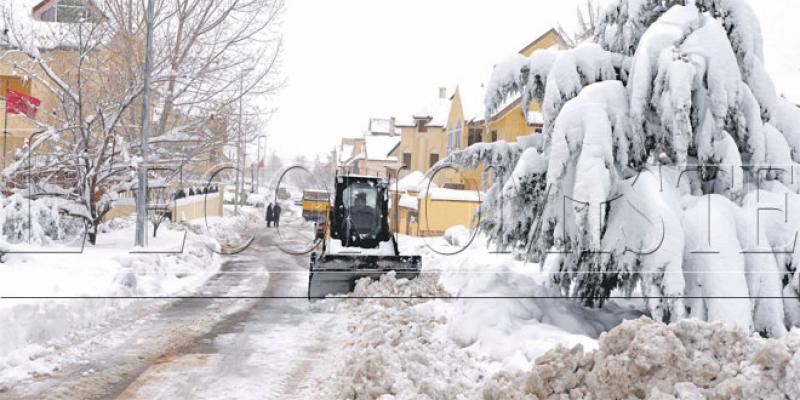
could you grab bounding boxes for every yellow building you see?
[395,187,484,237]
[483,28,568,142]
[385,29,568,235]
[447,28,568,190]
[390,87,452,176]
[1,0,115,173]
[3,1,227,204]
[0,48,71,170]
[389,29,568,191]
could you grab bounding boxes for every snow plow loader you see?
[308,175,421,299]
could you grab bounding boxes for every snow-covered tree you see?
[453,0,800,336]
[558,0,602,46]
[0,0,282,244]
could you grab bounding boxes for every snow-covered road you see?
[6,225,346,399]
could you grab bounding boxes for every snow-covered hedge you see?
[451,0,800,335]
[0,195,84,246]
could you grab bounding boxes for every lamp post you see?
[234,67,253,212]
[256,134,267,191]
[134,0,155,247]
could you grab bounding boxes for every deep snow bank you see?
[482,317,800,400]
[400,234,643,371]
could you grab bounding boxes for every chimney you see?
[439,87,446,99]
[389,117,396,136]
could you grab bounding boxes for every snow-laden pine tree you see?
[452,0,800,336]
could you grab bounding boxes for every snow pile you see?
[425,239,643,372]
[307,237,643,399]
[339,270,447,303]
[482,317,800,400]
[191,207,260,248]
[314,272,486,400]
[443,225,470,247]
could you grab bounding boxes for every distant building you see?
[337,117,401,178]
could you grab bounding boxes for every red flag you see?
[258,159,265,169]
[6,89,41,119]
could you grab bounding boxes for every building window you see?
[534,128,543,134]
[456,127,462,148]
[491,131,498,142]
[416,119,428,133]
[35,0,94,23]
[443,182,465,190]
[39,7,56,21]
[429,153,439,167]
[446,130,453,151]
[402,153,412,168]
[447,127,463,153]
[467,127,482,146]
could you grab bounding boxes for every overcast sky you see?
[263,0,800,160]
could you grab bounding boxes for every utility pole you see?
[234,69,250,213]
[135,0,155,247]
[257,134,267,191]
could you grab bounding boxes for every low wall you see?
[173,193,223,222]
[105,193,223,222]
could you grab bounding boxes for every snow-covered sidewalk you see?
[0,216,241,388]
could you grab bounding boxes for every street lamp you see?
[234,67,253,212]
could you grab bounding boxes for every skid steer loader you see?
[308,174,421,299]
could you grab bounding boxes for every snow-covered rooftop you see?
[398,194,418,210]
[397,88,453,128]
[364,135,400,162]
[367,118,400,136]
[344,152,364,166]
[341,131,365,139]
[338,143,355,164]
[2,0,104,51]
[418,187,485,202]
[393,170,437,192]
[526,111,544,125]
[457,84,488,123]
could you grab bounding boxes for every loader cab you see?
[330,176,391,248]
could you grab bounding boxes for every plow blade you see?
[308,253,421,300]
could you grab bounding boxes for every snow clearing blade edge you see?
[308,253,421,300]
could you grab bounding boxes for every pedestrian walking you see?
[266,203,274,227]
[273,203,282,227]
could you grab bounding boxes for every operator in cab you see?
[348,191,378,237]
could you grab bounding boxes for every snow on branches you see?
[460,0,800,335]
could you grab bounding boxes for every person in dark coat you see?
[273,203,282,227]
[266,203,274,227]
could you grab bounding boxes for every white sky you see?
[262,0,800,160]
